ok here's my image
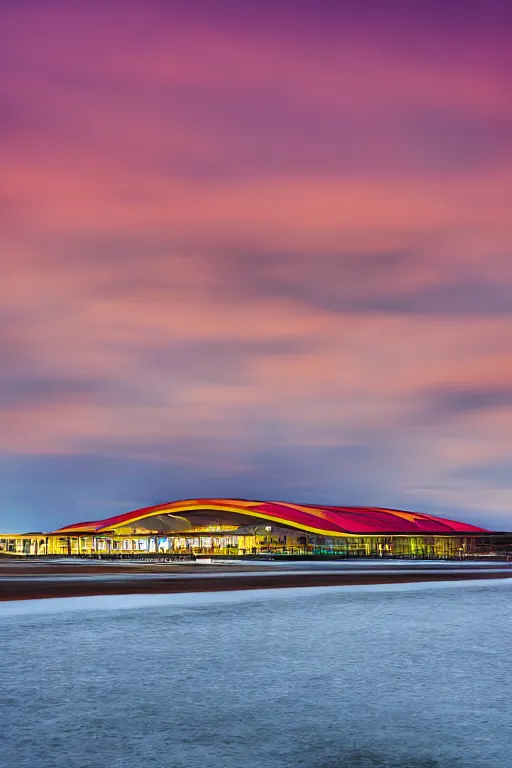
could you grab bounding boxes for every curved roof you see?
[56,498,488,536]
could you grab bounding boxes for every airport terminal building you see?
[1,498,508,558]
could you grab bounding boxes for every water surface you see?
[2,581,511,768]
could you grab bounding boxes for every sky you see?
[1,0,512,532]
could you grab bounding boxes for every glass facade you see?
[2,531,509,558]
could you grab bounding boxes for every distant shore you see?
[1,560,512,602]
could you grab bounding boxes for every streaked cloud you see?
[1,1,511,530]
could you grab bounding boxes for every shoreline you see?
[1,566,512,602]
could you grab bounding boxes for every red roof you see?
[55,498,488,536]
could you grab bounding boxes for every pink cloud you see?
[1,2,511,527]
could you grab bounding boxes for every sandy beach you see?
[1,559,511,602]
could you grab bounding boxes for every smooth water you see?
[1,581,511,768]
